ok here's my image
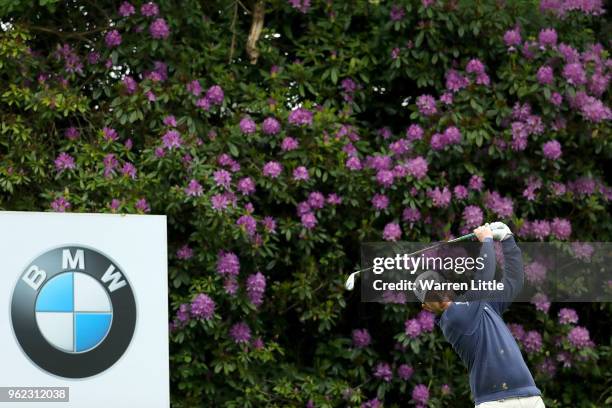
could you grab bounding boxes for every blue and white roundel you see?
[35,272,113,353]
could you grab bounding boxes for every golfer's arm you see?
[500,236,524,301]
[475,237,496,282]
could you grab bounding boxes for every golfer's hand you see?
[489,221,513,241]
[474,225,493,242]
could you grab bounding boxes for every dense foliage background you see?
[1,0,611,407]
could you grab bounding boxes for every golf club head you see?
[345,271,361,290]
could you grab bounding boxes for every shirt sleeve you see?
[458,238,496,303]
[490,237,524,315]
[474,238,496,283]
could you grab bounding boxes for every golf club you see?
[344,223,504,290]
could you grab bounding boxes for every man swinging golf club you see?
[415,222,545,408]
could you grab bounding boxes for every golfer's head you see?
[414,271,455,314]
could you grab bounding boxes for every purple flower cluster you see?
[411,384,429,407]
[520,218,571,240]
[288,0,311,13]
[469,175,484,191]
[508,323,526,340]
[376,169,394,187]
[229,322,251,344]
[373,362,392,382]
[262,117,281,135]
[293,166,309,181]
[352,328,371,348]
[538,28,558,47]
[191,294,215,320]
[239,117,257,134]
[204,85,224,106]
[360,399,382,408]
[105,30,122,48]
[441,384,452,395]
[263,161,283,178]
[523,177,542,201]
[371,194,389,210]
[390,4,405,21]
[402,207,421,223]
[484,191,513,218]
[406,124,424,141]
[217,251,240,277]
[176,244,193,260]
[246,272,266,307]
[427,186,451,208]
[558,308,579,324]
[237,177,256,195]
[416,94,437,116]
[382,222,401,241]
[118,2,135,17]
[301,212,317,229]
[571,243,594,260]
[445,69,469,92]
[504,27,521,48]
[522,330,543,353]
[541,0,605,17]
[465,58,490,85]
[175,303,190,323]
[430,126,461,150]
[404,318,422,338]
[569,91,611,123]
[567,326,593,348]
[211,192,237,211]
[462,205,483,229]
[417,310,435,332]
[537,65,554,85]
[542,140,562,160]
[345,156,362,171]
[506,33,612,124]
[103,154,118,177]
[141,2,159,16]
[236,215,257,236]
[453,185,468,200]
[135,198,150,213]
[55,152,76,172]
[54,43,83,74]
[121,162,136,179]
[531,293,550,313]
[525,261,547,285]
[65,127,79,140]
[397,364,413,380]
[218,154,240,172]
[537,358,557,378]
[281,136,299,151]
[150,18,170,39]
[51,196,71,212]
[162,130,183,149]
[405,156,428,179]
[288,107,313,126]
[103,127,118,142]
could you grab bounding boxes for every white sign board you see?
[0,211,169,407]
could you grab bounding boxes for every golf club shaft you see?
[352,232,476,274]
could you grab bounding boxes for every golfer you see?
[416,222,544,408]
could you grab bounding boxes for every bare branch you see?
[246,1,265,65]
[228,1,238,63]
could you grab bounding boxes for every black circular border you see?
[11,246,137,378]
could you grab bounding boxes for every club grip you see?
[448,232,476,243]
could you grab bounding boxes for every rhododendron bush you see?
[1,0,610,407]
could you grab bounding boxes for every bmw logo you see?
[10,246,137,378]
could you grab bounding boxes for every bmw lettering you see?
[10,246,137,378]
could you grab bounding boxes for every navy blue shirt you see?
[438,237,541,405]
